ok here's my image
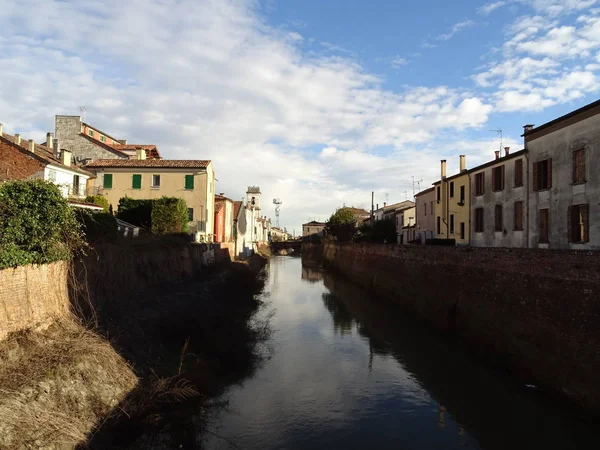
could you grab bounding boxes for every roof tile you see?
[85,159,211,169]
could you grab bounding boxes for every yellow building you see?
[433,156,470,245]
[86,153,215,240]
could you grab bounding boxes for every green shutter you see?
[185,175,194,190]
[132,174,142,189]
[103,174,113,189]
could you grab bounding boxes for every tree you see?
[325,207,357,242]
[357,218,397,243]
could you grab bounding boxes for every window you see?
[495,205,503,231]
[436,186,441,202]
[460,185,465,204]
[572,149,585,184]
[437,216,441,235]
[88,129,94,137]
[475,208,484,232]
[492,165,505,192]
[460,222,465,240]
[152,174,161,188]
[132,174,142,189]
[184,175,194,190]
[209,181,212,193]
[48,169,57,182]
[450,214,455,234]
[474,172,485,196]
[103,174,113,189]
[430,201,434,214]
[514,201,523,231]
[187,208,194,222]
[100,135,106,142]
[539,209,549,243]
[533,159,552,191]
[450,181,455,198]
[514,159,523,187]
[423,202,427,216]
[568,204,589,243]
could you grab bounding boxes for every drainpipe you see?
[525,152,530,248]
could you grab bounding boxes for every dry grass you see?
[0,316,137,449]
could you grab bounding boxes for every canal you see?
[204,256,600,449]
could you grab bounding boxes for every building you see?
[470,148,528,248]
[271,227,289,241]
[245,186,263,245]
[303,220,326,237]
[524,99,600,249]
[415,187,436,242]
[214,194,234,243]
[396,204,416,244]
[233,200,250,258]
[85,156,215,240]
[55,115,161,163]
[0,124,94,199]
[433,156,470,245]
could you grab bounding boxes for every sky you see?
[1,0,600,233]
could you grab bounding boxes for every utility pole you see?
[411,176,423,198]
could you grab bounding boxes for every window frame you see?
[100,135,106,142]
[103,173,113,189]
[475,208,484,233]
[494,204,503,232]
[492,165,505,192]
[184,174,194,190]
[132,174,142,190]
[88,129,94,137]
[187,208,194,222]
[533,159,552,191]
[449,181,454,198]
[450,214,455,234]
[568,204,589,243]
[572,148,586,185]
[474,172,485,196]
[514,159,523,187]
[436,216,441,235]
[459,185,465,204]
[151,174,161,188]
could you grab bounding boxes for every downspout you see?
[525,151,530,248]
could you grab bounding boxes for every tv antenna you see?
[272,198,282,228]
[411,176,423,198]
[79,106,87,121]
[490,128,503,152]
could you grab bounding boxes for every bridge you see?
[271,240,302,254]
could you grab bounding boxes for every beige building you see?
[86,156,215,240]
[303,220,326,237]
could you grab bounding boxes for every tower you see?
[246,186,261,211]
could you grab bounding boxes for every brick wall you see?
[321,242,600,413]
[0,262,70,340]
[0,139,46,181]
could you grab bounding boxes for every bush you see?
[0,180,84,269]
[358,218,397,243]
[117,197,153,228]
[75,210,118,242]
[84,195,110,213]
[151,197,189,235]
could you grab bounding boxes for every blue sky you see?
[1,0,599,231]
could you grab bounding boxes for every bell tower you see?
[246,186,261,211]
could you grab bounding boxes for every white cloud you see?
[437,19,476,41]
[390,56,408,68]
[0,0,493,231]
[478,1,507,15]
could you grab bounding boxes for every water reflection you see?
[204,257,600,450]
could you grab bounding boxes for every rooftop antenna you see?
[272,198,282,228]
[404,191,408,200]
[79,106,87,122]
[385,192,389,204]
[490,128,503,153]
[411,176,423,198]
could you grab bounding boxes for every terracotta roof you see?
[112,144,161,159]
[0,133,95,177]
[303,221,325,226]
[214,202,224,213]
[82,122,121,143]
[85,159,211,169]
[215,194,233,202]
[415,187,435,196]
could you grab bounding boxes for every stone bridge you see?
[270,240,302,255]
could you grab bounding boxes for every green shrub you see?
[84,195,110,213]
[324,207,357,242]
[75,210,118,242]
[0,180,85,269]
[117,197,153,228]
[151,197,189,235]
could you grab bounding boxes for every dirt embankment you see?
[0,253,269,449]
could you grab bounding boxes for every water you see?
[204,256,600,449]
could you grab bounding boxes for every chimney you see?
[28,139,35,153]
[15,134,21,145]
[523,124,534,133]
[61,149,72,167]
[495,150,500,160]
[46,132,54,152]
[118,139,127,145]
[441,159,447,179]
[219,192,224,196]
[376,203,379,210]
[384,202,387,208]
[135,148,146,160]
[53,139,60,158]
[504,146,510,156]
[459,155,466,172]
[0,123,3,136]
